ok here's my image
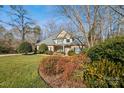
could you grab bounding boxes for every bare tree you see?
[0,25,6,39]
[0,6,34,42]
[109,6,124,17]
[4,32,14,46]
[43,19,58,37]
[58,6,100,48]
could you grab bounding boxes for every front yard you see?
[0,55,49,88]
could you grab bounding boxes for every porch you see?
[48,45,81,55]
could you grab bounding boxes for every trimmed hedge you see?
[38,43,48,54]
[17,42,32,54]
[87,36,124,64]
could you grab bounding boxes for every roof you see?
[36,30,84,46]
[56,30,73,39]
[36,32,59,45]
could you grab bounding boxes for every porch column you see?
[52,46,54,52]
[62,45,65,52]
[62,39,65,53]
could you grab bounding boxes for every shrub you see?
[17,42,32,54]
[0,45,9,54]
[81,48,89,54]
[45,51,53,55]
[61,61,80,80]
[40,56,60,75]
[81,60,124,88]
[87,36,124,64]
[55,56,70,75]
[68,50,76,56]
[0,45,15,54]
[40,54,88,79]
[38,43,48,54]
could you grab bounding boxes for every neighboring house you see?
[36,30,85,55]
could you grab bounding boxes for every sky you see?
[0,5,64,30]
[25,6,59,24]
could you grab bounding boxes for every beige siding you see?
[37,45,40,50]
[65,34,71,38]
[71,45,80,49]
[37,45,54,52]
[48,46,54,51]
[57,30,67,38]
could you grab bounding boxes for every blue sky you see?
[0,5,63,30]
[25,6,58,24]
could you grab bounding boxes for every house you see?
[36,30,85,55]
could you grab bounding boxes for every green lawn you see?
[0,55,49,88]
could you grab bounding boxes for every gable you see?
[57,30,67,38]
[36,30,84,46]
[57,30,72,39]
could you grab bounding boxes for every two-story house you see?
[36,30,84,54]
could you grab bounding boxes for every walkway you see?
[0,54,22,57]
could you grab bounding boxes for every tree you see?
[24,25,41,46]
[33,25,41,43]
[43,20,58,37]
[25,25,41,53]
[0,25,6,39]
[0,6,34,41]
[58,6,124,48]
[4,32,14,46]
[17,42,32,54]
[109,6,124,17]
[58,6,99,48]
[10,6,34,41]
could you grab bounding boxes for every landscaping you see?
[39,36,124,88]
[0,55,49,88]
[1,5,124,88]
[39,54,87,87]
[17,42,33,54]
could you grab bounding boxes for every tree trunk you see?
[22,34,25,42]
[22,28,25,42]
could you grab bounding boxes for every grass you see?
[0,55,49,88]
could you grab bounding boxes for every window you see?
[66,39,70,42]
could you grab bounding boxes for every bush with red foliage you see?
[40,56,60,75]
[40,54,88,80]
